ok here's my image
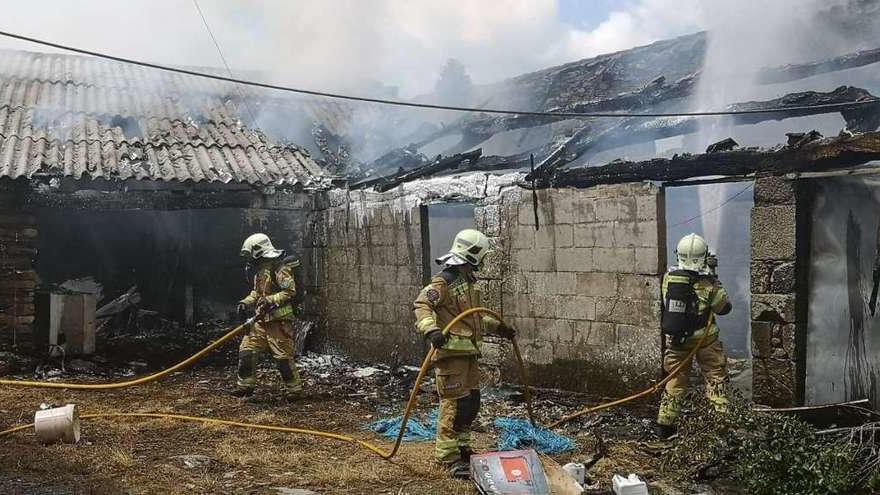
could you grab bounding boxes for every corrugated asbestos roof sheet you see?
[0,49,335,187]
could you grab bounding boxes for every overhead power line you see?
[668,182,755,228]
[0,28,878,119]
[190,0,258,125]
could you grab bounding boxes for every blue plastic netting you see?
[367,409,438,442]
[494,417,576,454]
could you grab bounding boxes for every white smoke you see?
[0,0,702,97]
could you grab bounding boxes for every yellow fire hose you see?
[0,308,714,459]
[0,315,258,390]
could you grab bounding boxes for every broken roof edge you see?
[550,129,880,188]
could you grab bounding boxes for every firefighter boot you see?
[276,358,304,400]
[232,350,257,397]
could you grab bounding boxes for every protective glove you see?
[425,329,447,350]
[497,323,517,340]
[236,302,250,321]
[257,301,278,317]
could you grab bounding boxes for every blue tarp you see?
[494,417,576,454]
[367,409,438,442]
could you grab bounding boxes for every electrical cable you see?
[191,0,258,126]
[668,182,755,228]
[0,29,877,119]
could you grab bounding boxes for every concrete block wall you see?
[0,180,36,333]
[305,198,425,365]
[750,176,808,406]
[479,183,666,394]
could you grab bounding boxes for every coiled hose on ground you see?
[0,308,712,460]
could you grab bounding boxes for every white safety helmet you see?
[240,233,284,260]
[675,233,709,272]
[436,229,492,269]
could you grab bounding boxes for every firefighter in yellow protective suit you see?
[655,233,732,439]
[413,229,517,479]
[232,233,303,398]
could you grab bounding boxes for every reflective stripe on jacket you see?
[413,268,500,358]
[241,260,296,321]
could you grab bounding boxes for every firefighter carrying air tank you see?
[655,233,732,439]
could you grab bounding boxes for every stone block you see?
[750,261,772,294]
[751,294,796,323]
[593,247,635,274]
[592,223,615,247]
[751,206,796,261]
[518,197,553,226]
[594,198,619,222]
[515,248,555,272]
[556,295,597,320]
[770,262,796,294]
[617,274,660,300]
[522,340,554,365]
[530,295,558,318]
[751,320,773,357]
[535,226,556,249]
[481,204,502,236]
[572,198,596,223]
[513,226,535,250]
[553,224,573,248]
[754,176,795,206]
[635,194,658,221]
[552,193,575,224]
[556,247,593,272]
[579,321,617,346]
[478,279,502,312]
[573,224,596,247]
[576,272,618,297]
[634,247,661,274]
[752,357,797,407]
[536,318,575,342]
[596,298,648,326]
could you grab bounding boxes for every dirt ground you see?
[0,349,726,495]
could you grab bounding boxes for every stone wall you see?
[750,176,809,407]
[306,194,425,365]
[297,177,666,393]
[478,183,666,394]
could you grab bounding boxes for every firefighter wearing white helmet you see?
[413,229,517,479]
[233,233,304,399]
[655,233,731,439]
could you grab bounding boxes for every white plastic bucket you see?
[34,404,80,444]
[562,462,585,486]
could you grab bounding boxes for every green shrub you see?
[662,394,874,494]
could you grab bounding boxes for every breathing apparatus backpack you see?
[661,270,708,346]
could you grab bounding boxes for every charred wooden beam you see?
[350,149,483,192]
[551,131,880,188]
[567,86,880,169]
[757,47,880,85]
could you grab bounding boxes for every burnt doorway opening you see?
[424,202,476,278]
[665,182,753,357]
[35,208,255,326]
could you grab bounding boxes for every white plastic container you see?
[612,473,648,495]
[562,462,585,486]
[34,404,80,444]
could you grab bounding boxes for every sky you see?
[0,0,704,96]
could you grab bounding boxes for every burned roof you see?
[0,49,333,187]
